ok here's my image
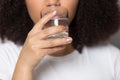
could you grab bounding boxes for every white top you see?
[0,40,120,80]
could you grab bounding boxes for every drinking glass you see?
[41,6,69,40]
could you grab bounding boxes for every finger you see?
[37,37,72,48]
[43,46,66,55]
[30,11,57,34]
[32,26,66,39]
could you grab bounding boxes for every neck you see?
[49,44,75,57]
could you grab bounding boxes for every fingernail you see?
[66,37,72,43]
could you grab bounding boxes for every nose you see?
[47,0,60,7]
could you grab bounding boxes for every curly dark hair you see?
[0,0,120,52]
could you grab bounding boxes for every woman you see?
[0,0,120,80]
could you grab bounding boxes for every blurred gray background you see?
[109,30,120,48]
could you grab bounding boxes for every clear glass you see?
[41,6,69,40]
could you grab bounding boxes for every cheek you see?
[68,6,78,24]
[28,7,41,24]
[25,0,44,24]
[62,1,78,24]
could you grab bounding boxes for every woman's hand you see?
[17,11,72,69]
[12,11,72,80]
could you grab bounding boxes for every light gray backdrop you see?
[109,29,120,48]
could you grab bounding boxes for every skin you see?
[12,0,79,80]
